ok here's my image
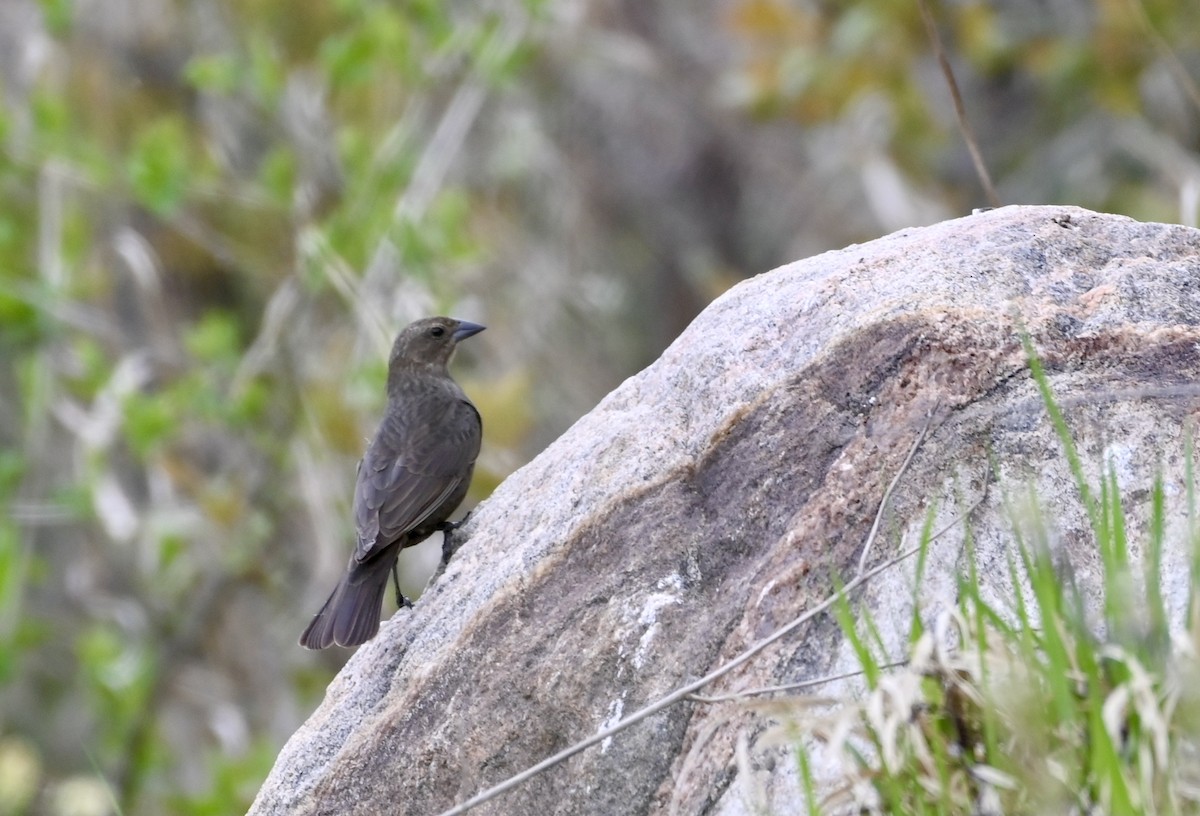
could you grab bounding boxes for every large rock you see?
[250,205,1200,815]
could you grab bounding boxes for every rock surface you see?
[250,206,1200,815]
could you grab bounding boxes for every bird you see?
[299,316,484,649]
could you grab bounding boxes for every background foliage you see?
[0,0,1196,813]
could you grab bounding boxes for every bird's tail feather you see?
[299,561,391,649]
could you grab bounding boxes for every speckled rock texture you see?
[250,206,1200,816]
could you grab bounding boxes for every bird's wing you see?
[352,397,481,563]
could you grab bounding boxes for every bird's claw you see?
[435,510,471,533]
[437,511,472,566]
[390,563,413,610]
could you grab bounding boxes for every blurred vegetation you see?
[0,0,1196,813]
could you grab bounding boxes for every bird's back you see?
[352,366,481,562]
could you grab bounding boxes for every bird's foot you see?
[390,563,413,610]
[435,512,471,534]
[436,512,472,566]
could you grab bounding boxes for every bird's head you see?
[388,316,485,373]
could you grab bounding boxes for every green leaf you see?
[0,290,42,348]
[126,117,192,216]
[259,147,298,206]
[320,31,378,88]
[185,312,242,365]
[184,54,243,94]
[36,0,74,35]
[123,392,175,456]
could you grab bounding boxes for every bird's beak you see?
[453,321,486,342]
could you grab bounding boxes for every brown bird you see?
[299,316,484,649]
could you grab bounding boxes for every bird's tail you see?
[299,556,394,649]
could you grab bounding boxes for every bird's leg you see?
[435,512,472,566]
[391,562,413,610]
[435,511,471,533]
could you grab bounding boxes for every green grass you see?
[789,345,1200,815]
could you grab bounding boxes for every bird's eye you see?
[429,326,446,337]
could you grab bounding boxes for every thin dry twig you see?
[1127,0,1200,115]
[857,403,938,576]
[299,226,392,356]
[686,661,910,704]
[915,0,1001,207]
